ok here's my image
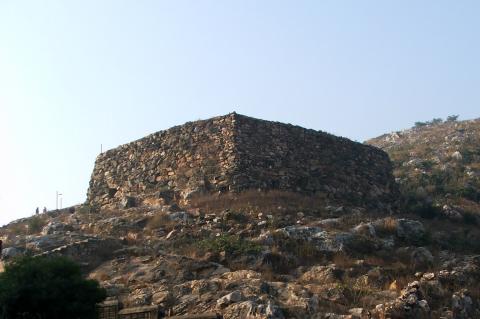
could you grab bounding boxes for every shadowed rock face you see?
[87,113,398,210]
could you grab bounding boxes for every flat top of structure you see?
[118,305,158,314]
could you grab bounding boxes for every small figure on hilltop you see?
[43,207,47,214]
[35,207,39,215]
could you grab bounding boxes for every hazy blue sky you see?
[1,1,479,225]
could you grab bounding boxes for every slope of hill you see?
[367,118,480,222]
[1,115,480,319]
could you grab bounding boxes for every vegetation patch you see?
[197,234,262,255]
[0,256,106,319]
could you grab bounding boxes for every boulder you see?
[452,289,475,319]
[167,211,191,222]
[217,290,244,308]
[275,226,325,241]
[411,247,434,269]
[396,219,426,243]
[120,196,136,208]
[372,281,430,319]
[41,222,74,235]
[1,247,21,260]
[352,222,376,237]
[349,308,370,319]
[300,265,343,284]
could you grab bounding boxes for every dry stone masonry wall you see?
[87,113,397,210]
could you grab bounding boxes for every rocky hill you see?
[367,118,480,223]
[1,114,480,319]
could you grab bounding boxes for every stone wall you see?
[232,115,397,207]
[87,113,397,210]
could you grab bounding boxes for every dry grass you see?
[90,270,110,281]
[340,275,377,308]
[375,217,398,236]
[332,252,356,268]
[146,212,176,231]
[5,222,28,236]
[270,232,324,266]
[364,256,388,267]
[189,189,328,215]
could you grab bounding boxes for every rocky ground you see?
[1,195,479,318]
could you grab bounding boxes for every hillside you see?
[1,115,480,319]
[367,118,480,222]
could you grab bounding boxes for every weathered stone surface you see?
[1,247,21,260]
[216,290,243,308]
[395,219,426,243]
[300,265,342,284]
[87,113,397,210]
[452,289,475,319]
[41,222,74,235]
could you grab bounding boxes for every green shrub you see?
[224,211,249,223]
[457,186,480,202]
[197,235,262,255]
[77,204,99,215]
[0,256,106,319]
[27,216,47,234]
[429,118,443,125]
[412,202,442,219]
[446,115,459,122]
[463,211,479,225]
[271,233,321,262]
[414,121,427,128]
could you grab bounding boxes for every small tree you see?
[428,118,443,125]
[446,115,459,122]
[0,256,106,319]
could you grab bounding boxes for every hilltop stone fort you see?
[87,113,397,210]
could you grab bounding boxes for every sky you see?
[0,1,479,226]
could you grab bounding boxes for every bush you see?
[412,202,442,219]
[27,216,47,234]
[446,115,459,122]
[197,235,262,255]
[429,118,443,125]
[77,204,99,215]
[271,233,321,263]
[0,256,106,319]
[258,251,296,274]
[413,118,444,128]
[457,186,480,202]
[463,211,479,225]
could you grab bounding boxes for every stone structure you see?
[87,113,397,210]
